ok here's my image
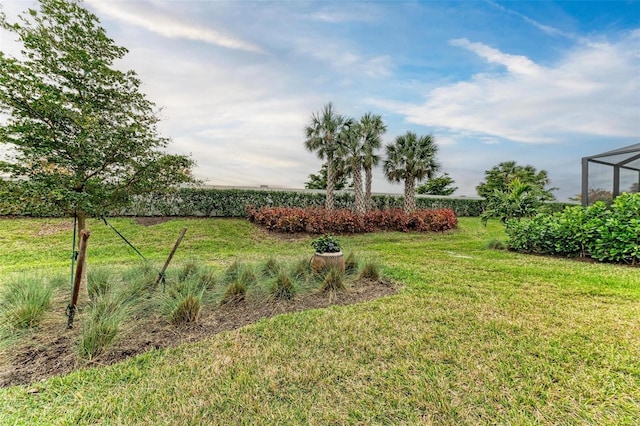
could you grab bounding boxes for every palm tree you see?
[304,103,347,210]
[338,119,367,213]
[383,131,440,213]
[360,113,386,211]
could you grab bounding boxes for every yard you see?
[0,216,638,424]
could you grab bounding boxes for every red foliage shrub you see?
[248,207,457,234]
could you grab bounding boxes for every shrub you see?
[0,276,52,329]
[506,193,640,265]
[249,207,457,234]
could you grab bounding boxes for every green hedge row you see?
[506,193,640,265]
[121,188,486,217]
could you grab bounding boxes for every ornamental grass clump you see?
[345,252,358,275]
[79,295,129,359]
[221,266,255,304]
[0,275,52,329]
[321,266,345,292]
[261,257,281,278]
[87,267,113,299]
[271,271,296,300]
[163,279,205,325]
[359,262,381,281]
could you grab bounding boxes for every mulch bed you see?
[0,278,397,388]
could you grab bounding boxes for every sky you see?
[1,0,639,201]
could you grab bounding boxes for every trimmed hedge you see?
[248,207,458,234]
[122,188,485,218]
[506,193,640,265]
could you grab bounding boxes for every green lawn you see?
[0,217,638,425]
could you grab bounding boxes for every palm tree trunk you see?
[365,165,373,212]
[353,160,365,214]
[404,177,416,214]
[326,156,335,210]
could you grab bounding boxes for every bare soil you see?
[0,278,397,388]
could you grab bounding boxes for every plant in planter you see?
[311,234,345,274]
[311,234,342,254]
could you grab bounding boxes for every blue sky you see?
[1,1,639,201]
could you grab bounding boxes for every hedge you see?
[506,193,640,265]
[120,188,485,218]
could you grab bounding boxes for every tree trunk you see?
[404,177,416,214]
[326,155,335,211]
[353,160,365,214]
[364,165,373,212]
[76,212,91,304]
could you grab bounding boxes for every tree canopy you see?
[0,0,194,219]
[304,103,347,210]
[384,131,440,213]
[476,161,555,201]
[416,173,457,196]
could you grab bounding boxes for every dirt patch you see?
[133,216,176,226]
[0,278,397,388]
[35,220,74,236]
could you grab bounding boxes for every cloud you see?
[379,32,639,144]
[86,0,263,53]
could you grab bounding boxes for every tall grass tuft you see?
[79,295,128,360]
[223,260,242,283]
[358,262,381,281]
[321,267,345,292]
[119,263,158,302]
[344,252,358,275]
[163,278,205,325]
[290,257,311,281]
[271,271,295,300]
[178,261,199,282]
[0,275,52,329]
[221,280,247,304]
[261,257,281,278]
[88,267,113,299]
[220,267,257,305]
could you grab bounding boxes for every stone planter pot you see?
[311,251,345,274]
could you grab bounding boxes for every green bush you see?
[119,188,485,218]
[507,193,640,265]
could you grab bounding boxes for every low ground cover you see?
[0,217,638,424]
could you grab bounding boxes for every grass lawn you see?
[0,216,638,424]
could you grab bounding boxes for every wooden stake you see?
[68,230,90,328]
[155,227,187,285]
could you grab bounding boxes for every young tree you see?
[0,0,195,299]
[383,131,440,213]
[476,161,555,201]
[304,103,347,210]
[480,178,545,225]
[304,161,350,190]
[416,173,458,196]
